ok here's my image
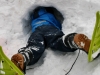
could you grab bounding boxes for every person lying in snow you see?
[11,6,91,74]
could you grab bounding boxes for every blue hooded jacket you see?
[31,8,62,32]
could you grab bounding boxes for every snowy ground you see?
[0,0,100,75]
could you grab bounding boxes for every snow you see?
[0,0,100,75]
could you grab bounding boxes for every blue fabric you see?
[31,8,62,32]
